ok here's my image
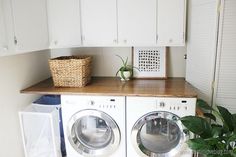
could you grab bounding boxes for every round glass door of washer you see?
[67,109,120,157]
[131,111,189,157]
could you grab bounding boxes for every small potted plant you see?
[115,55,136,81]
[180,99,236,157]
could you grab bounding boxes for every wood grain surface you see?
[21,77,198,97]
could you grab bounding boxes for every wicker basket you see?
[49,56,92,87]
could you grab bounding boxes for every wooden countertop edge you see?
[20,91,197,97]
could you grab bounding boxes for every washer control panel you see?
[88,99,117,109]
[62,95,125,112]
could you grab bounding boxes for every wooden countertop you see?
[21,77,198,97]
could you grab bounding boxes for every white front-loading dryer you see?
[61,95,126,157]
[126,97,196,157]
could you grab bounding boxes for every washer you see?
[61,95,126,157]
[126,97,196,157]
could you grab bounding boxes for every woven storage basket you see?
[49,56,92,87]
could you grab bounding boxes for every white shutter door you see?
[186,0,219,103]
[214,0,236,113]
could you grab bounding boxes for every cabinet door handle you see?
[54,40,58,45]
[14,36,18,45]
[123,39,127,44]
[113,39,117,43]
[81,36,85,41]
[156,34,158,42]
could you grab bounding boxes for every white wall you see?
[51,47,186,77]
[0,51,51,157]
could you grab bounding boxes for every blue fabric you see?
[33,95,61,105]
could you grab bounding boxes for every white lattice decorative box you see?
[133,47,167,78]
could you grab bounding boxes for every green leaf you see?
[116,55,126,66]
[233,148,236,154]
[205,137,227,151]
[233,114,236,120]
[204,113,217,121]
[211,124,223,137]
[181,116,212,138]
[124,57,128,66]
[127,65,139,71]
[217,106,234,132]
[227,134,236,146]
[197,99,213,111]
[120,68,126,80]
[187,138,212,155]
[115,69,120,76]
[232,114,236,133]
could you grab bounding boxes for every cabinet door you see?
[47,0,81,48]
[0,1,7,54]
[11,0,49,52]
[157,0,186,46]
[118,0,157,46]
[0,0,15,55]
[80,0,117,46]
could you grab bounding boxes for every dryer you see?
[61,95,126,157]
[126,97,196,157]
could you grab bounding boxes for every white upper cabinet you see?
[157,0,186,46]
[0,0,15,55]
[47,0,81,48]
[117,0,157,46]
[0,2,7,54]
[11,0,49,52]
[80,0,117,46]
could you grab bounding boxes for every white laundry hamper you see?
[19,99,62,157]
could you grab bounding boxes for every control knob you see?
[160,102,165,107]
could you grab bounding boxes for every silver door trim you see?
[131,111,190,157]
[67,109,121,157]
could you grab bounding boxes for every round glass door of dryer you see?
[67,109,120,157]
[131,111,189,157]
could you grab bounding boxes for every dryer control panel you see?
[158,100,188,111]
[156,98,196,117]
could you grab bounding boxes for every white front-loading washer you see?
[126,97,196,157]
[61,95,126,157]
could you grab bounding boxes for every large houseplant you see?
[181,99,236,157]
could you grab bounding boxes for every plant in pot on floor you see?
[180,99,236,157]
[115,55,137,81]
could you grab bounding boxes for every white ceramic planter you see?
[119,71,131,81]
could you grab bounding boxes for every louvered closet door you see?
[186,0,219,103]
[214,0,236,113]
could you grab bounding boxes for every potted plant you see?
[115,55,136,81]
[180,99,236,157]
